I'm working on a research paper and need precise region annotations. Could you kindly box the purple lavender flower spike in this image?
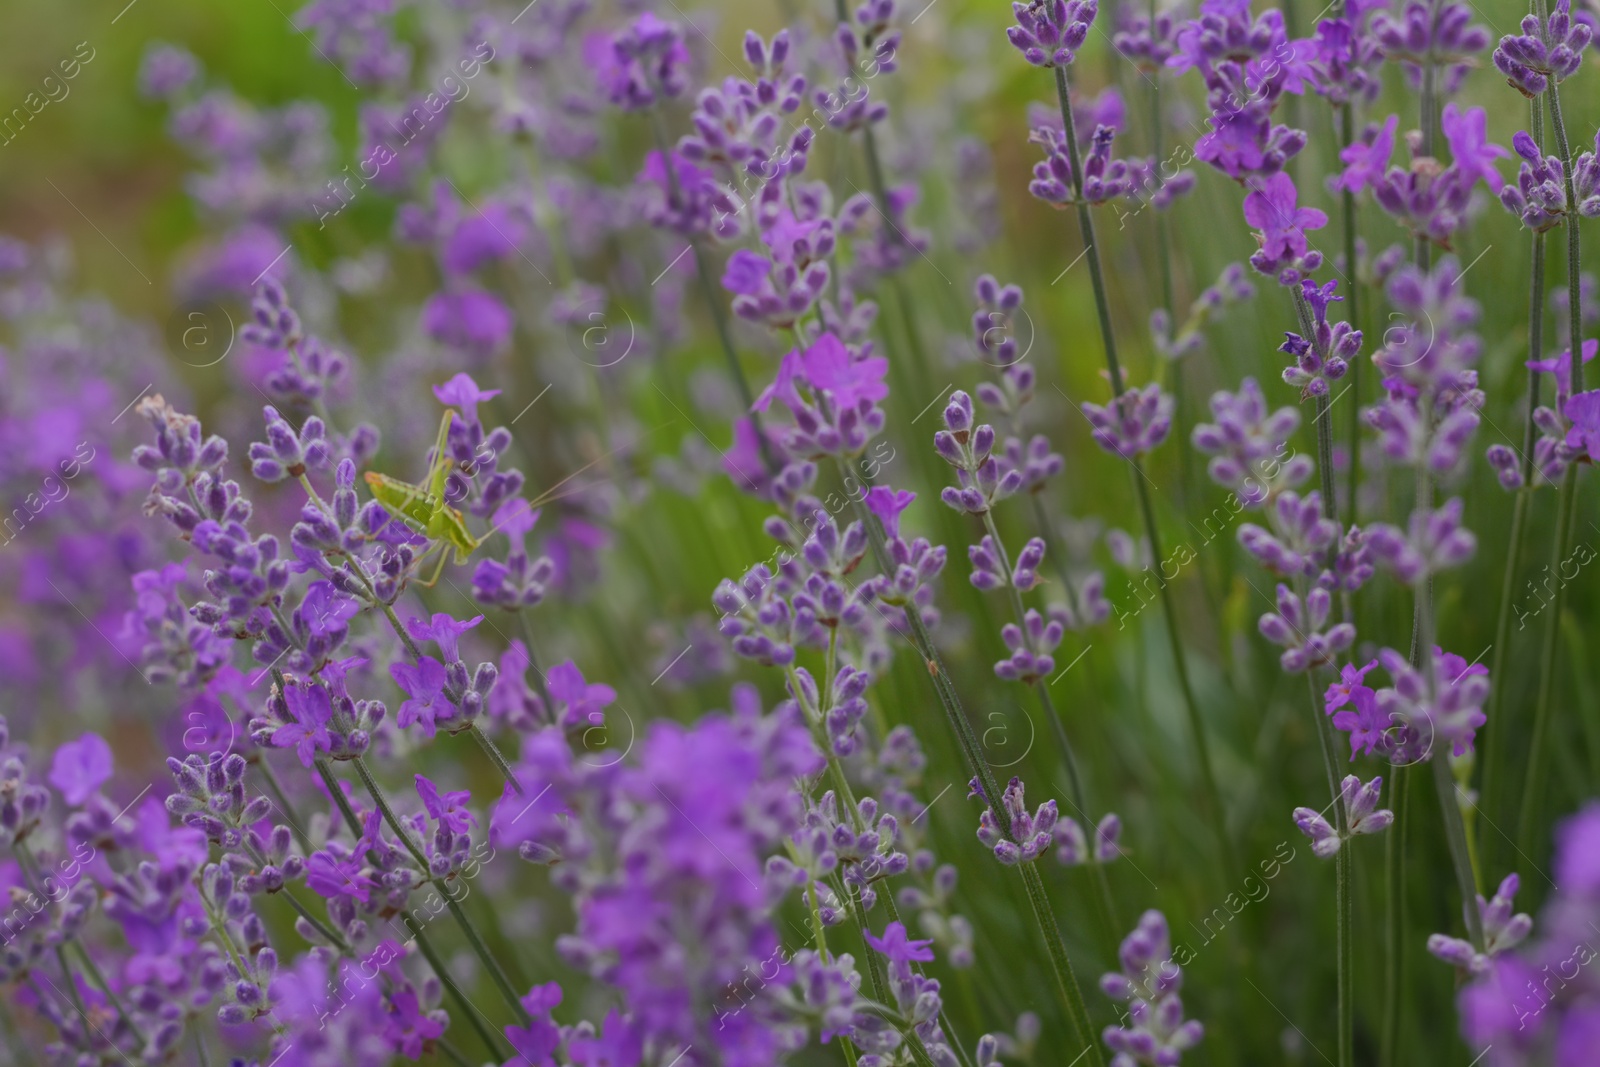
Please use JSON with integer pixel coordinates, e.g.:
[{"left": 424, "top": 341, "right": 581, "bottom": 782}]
[
  {"left": 1081, "top": 382, "right": 1174, "bottom": 458},
  {"left": 1100, "top": 910, "right": 1204, "bottom": 1065},
  {"left": 1366, "top": 646, "right": 1491, "bottom": 760},
  {"left": 1257, "top": 583, "right": 1355, "bottom": 673},
  {"left": 1237, "top": 490, "right": 1340, "bottom": 579},
  {"left": 1280, "top": 279, "right": 1359, "bottom": 399},
  {"left": 1337, "top": 115, "right": 1398, "bottom": 194},
  {"left": 935, "top": 390, "right": 1025, "bottom": 513},
  {"left": 1365, "top": 498, "right": 1477, "bottom": 584},
  {"left": 976, "top": 777, "right": 1058, "bottom": 864},
  {"left": 1371, "top": 0, "right": 1492, "bottom": 95},
  {"left": 1293, "top": 775, "right": 1393, "bottom": 858},
  {"left": 1243, "top": 173, "right": 1327, "bottom": 285},
  {"left": 1493, "top": 0, "right": 1592, "bottom": 97},
  {"left": 1192, "top": 377, "right": 1310, "bottom": 506},
  {"left": 995, "top": 608, "right": 1065, "bottom": 684},
  {"left": 1009, "top": 0, "right": 1099, "bottom": 67},
  {"left": 588, "top": 12, "right": 690, "bottom": 111},
  {"left": 1456, "top": 804, "right": 1600, "bottom": 1055},
  {"left": 1428, "top": 873, "right": 1533, "bottom": 974}
]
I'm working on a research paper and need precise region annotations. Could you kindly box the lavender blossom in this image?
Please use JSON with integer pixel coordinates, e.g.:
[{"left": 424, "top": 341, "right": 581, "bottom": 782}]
[
  {"left": 1100, "top": 910, "right": 1204, "bottom": 1066},
  {"left": 1292, "top": 775, "right": 1393, "bottom": 858}
]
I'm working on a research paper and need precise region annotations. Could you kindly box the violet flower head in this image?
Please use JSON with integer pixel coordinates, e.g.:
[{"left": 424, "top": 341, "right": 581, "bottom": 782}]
[
  {"left": 1292, "top": 774, "right": 1393, "bottom": 858},
  {"left": 1564, "top": 387, "right": 1600, "bottom": 462},
  {"left": 1337, "top": 114, "right": 1398, "bottom": 194},
  {"left": 48, "top": 733, "right": 114, "bottom": 806},
  {"left": 139, "top": 43, "right": 199, "bottom": 100},
  {"left": 1191, "top": 376, "right": 1311, "bottom": 506},
  {"left": 1365, "top": 498, "right": 1477, "bottom": 584},
  {"left": 1008, "top": 0, "right": 1099, "bottom": 67},
  {"left": 1281, "top": 279, "right": 1359, "bottom": 399},
  {"left": 1456, "top": 803, "right": 1600, "bottom": 1058},
  {"left": 1501, "top": 128, "right": 1600, "bottom": 231},
  {"left": 1371, "top": 0, "right": 1492, "bottom": 94},
  {"left": 1257, "top": 583, "right": 1355, "bottom": 673},
  {"left": 1081, "top": 383, "right": 1175, "bottom": 458},
  {"left": 1054, "top": 812, "right": 1123, "bottom": 865},
  {"left": 1100, "top": 910, "right": 1204, "bottom": 1067},
  {"left": 754, "top": 332, "right": 890, "bottom": 457},
  {"left": 1493, "top": 0, "right": 1592, "bottom": 97},
  {"left": 994, "top": 607, "right": 1065, "bottom": 684},
  {"left": 1297, "top": 13, "right": 1385, "bottom": 107},
  {"left": 1368, "top": 645, "right": 1491, "bottom": 760},
  {"left": 1237, "top": 489, "right": 1340, "bottom": 580},
  {"left": 1113, "top": 3, "right": 1184, "bottom": 72},
  {"left": 1428, "top": 873, "right": 1533, "bottom": 974},
  {"left": 970, "top": 273, "right": 1026, "bottom": 367},
  {"left": 975, "top": 776, "right": 1057, "bottom": 865},
  {"left": 588, "top": 12, "right": 691, "bottom": 111},
  {"left": 1243, "top": 173, "right": 1327, "bottom": 285},
  {"left": 934, "top": 391, "right": 1025, "bottom": 513}
]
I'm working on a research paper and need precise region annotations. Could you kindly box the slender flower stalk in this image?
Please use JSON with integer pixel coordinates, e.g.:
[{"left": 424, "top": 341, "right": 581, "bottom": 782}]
[
  {"left": 1379, "top": 765, "right": 1410, "bottom": 1067},
  {"left": 1480, "top": 98, "right": 1547, "bottom": 852},
  {"left": 1517, "top": 70, "right": 1587, "bottom": 851},
  {"left": 975, "top": 508, "right": 1121, "bottom": 942},
  {"left": 839, "top": 458, "right": 1104, "bottom": 1067},
  {"left": 1052, "top": 63, "right": 1233, "bottom": 877},
  {"left": 306, "top": 738, "right": 512, "bottom": 1060},
  {"left": 1308, "top": 672, "right": 1353, "bottom": 1067}
]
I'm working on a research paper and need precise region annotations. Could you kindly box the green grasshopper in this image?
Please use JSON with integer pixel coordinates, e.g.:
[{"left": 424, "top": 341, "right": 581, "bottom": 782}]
[
  {"left": 364, "top": 410, "right": 481, "bottom": 586},
  {"left": 363, "top": 407, "right": 633, "bottom": 586}
]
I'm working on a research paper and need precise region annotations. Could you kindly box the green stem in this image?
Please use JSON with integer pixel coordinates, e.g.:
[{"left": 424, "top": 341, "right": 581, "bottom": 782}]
[
  {"left": 1380, "top": 765, "right": 1409, "bottom": 1067},
  {"left": 1518, "top": 464, "right": 1579, "bottom": 848},
  {"left": 1053, "top": 66, "right": 1126, "bottom": 395},
  {"left": 1309, "top": 674, "right": 1352, "bottom": 1067},
  {"left": 467, "top": 723, "right": 523, "bottom": 795},
  {"left": 348, "top": 755, "right": 532, "bottom": 1025},
  {"left": 1131, "top": 467, "right": 1234, "bottom": 876},
  {"left": 1338, "top": 96, "right": 1361, "bottom": 520},
  {"left": 838, "top": 461, "right": 1103, "bottom": 1066},
  {"left": 402, "top": 910, "right": 514, "bottom": 1062},
  {"left": 1053, "top": 60, "right": 1230, "bottom": 876},
  {"left": 1481, "top": 485, "right": 1531, "bottom": 826},
  {"left": 1481, "top": 201, "right": 1545, "bottom": 853},
  {"left": 1433, "top": 753, "right": 1486, "bottom": 953}
]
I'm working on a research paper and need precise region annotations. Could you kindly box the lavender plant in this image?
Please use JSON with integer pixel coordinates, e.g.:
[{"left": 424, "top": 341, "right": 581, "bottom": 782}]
[{"left": 0, "top": 1, "right": 1597, "bottom": 1066}]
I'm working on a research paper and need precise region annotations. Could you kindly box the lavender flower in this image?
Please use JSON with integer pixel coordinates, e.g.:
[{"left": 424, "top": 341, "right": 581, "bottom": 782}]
[
  {"left": 1371, "top": 0, "right": 1492, "bottom": 94},
  {"left": 589, "top": 12, "right": 691, "bottom": 111},
  {"left": 1292, "top": 775, "right": 1393, "bottom": 858},
  {"left": 1429, "top": 873, "right": 1534, "bottom": 974},
  {"left": 973, "top": 776, "right": 1057, "bottom": 864},
  {"left": 1192, "top": 377, "right": 1311, "bottom": 506},
  {"left": 1243, "top": 173, "right": 1326, "bottom": 284},
  {"left": 1081, "top": 383, "right": 1175, "bottom": 457},
  {"left": 1258, "top": 583, "right": 1355, "bottom": 673},
  {"left": 1365, "top": 498, "right": 1477, "bottom": 583},
  {"left": 1281, "top": 279, "right": 1360, "bottom": 399},
  {"left": 1100, "top": 910, "right": 1204, "bottom": 1066},
  {"left": 934, "top": 391, "right": 1025, "bottom": 513},
  {"left": 1009, "top": 0, "right": 1099, "bottom": 67},
  {"left": 1054, "top": 812, "right": 1123, "bottom": 865},
  {"left": 1237, "top": 490, "right": 1339, "bottom": 579},
  {"left": 1493, "top": 0, "right": 1592, "bottom": 97}
]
